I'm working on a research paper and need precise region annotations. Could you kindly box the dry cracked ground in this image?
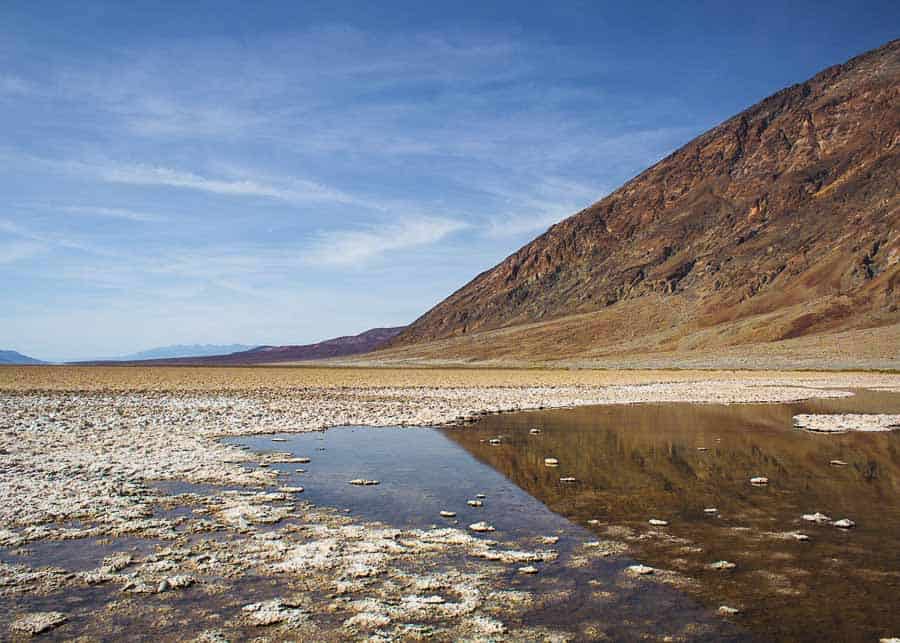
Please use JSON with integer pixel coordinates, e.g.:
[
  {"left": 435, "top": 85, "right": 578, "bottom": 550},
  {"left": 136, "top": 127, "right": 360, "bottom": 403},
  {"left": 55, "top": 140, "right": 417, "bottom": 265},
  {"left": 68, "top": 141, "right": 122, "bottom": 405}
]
[{"left": 1, "top": 366, "right": 899, "bottom": 641}]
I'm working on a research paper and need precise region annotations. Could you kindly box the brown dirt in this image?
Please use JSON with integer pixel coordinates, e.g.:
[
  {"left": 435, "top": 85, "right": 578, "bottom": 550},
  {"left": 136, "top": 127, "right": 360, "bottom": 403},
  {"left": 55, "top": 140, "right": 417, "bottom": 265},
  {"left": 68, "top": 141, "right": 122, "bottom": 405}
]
[
  {"left": 359, "top": 316, "right": 900, "bottom": 370},
  {"left": 1, "top": 365, "right": 897, "bottom": 393}
]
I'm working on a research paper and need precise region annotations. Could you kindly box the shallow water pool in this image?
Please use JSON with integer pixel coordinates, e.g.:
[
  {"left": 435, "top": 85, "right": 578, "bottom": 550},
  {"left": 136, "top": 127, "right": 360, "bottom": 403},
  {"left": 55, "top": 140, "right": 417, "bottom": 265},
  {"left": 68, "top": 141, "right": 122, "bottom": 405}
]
[{"left": 228, "top": 389, "right": 900, "bottom": 642}]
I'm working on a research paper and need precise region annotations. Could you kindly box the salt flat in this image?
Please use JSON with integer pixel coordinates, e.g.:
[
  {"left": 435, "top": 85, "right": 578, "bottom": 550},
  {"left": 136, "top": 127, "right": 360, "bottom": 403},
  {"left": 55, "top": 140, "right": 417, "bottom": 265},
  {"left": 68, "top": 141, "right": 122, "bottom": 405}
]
[{"left": 1, "top": 366, "right": 898, "bottom": 640}]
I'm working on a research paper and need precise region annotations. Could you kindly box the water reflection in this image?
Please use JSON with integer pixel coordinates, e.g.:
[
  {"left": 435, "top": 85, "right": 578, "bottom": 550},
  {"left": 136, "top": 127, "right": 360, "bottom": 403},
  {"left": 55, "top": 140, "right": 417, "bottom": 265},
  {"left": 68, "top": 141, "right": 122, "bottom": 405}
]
[
  {"left": 227, "top": 427, "right": 752, "bottom": 640},
  {"left": 443, "top": 390, "right": 900, "bottom": 641}
]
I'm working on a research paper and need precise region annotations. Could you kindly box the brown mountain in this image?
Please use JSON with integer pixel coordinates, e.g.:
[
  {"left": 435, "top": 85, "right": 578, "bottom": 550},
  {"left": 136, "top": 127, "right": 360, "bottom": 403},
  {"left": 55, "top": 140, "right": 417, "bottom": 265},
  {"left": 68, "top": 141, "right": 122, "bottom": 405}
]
[
  {"left": 385, "top": 40, "right": 900, "bottom": 367},
  {"left": 86, "top": 327, "right": 405, "bottom": 366},
  {"left": 221, "top": 327, "right": 406, "bottom": 365}
]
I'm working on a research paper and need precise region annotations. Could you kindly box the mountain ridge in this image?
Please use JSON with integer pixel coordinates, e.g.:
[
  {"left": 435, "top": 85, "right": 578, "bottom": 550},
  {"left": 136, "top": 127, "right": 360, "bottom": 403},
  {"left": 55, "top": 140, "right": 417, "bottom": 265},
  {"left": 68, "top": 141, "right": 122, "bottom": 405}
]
[
  {"left": 388, "top": 39, "right": 900, "bottom": 363},
  {"left": 0, "top": 350, "right": 45, "bottom": 365},
  {"left": 84, "top": 327, "right": 405, "bottom": 366},
  {"left": 92, "top": 344, "right": 258, "bottom": 362}
]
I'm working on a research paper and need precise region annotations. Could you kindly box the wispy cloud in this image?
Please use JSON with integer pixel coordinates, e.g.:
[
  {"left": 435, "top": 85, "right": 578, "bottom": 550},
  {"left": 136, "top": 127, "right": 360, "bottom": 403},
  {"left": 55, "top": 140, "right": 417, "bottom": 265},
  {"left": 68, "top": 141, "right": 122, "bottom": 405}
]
[
  {"left": 0, "top": 218, "right": 119, "bottom": 258},
  {"left": 119, "top": 96, "right": 265, "bottom": 139},
  {"left": 305, "top": 217, "right": 469, "bottom": 266},
  {"left": 3, "top": 152, "right": 378, "bottom": 210},
  {"left": 91, "top": 162, "right": 358, "bottom": 205},
  {"left": 62, "top": 205, "right": 164, "bottom": 222}
]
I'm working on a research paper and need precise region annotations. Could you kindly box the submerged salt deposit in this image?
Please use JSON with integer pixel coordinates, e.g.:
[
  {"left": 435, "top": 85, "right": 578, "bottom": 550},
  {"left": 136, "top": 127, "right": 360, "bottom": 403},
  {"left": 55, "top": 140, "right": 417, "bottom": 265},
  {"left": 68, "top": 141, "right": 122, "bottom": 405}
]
[{"left": 793, "top": 413, "right": 900, "bottom": 433}]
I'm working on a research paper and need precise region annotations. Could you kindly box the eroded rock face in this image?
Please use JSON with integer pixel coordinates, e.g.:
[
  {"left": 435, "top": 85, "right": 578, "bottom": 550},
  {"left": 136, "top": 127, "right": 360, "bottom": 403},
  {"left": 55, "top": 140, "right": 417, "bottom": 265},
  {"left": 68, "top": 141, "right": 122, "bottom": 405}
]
[{"left": 391, "top": 40, "right": 900, "bottom": 359}]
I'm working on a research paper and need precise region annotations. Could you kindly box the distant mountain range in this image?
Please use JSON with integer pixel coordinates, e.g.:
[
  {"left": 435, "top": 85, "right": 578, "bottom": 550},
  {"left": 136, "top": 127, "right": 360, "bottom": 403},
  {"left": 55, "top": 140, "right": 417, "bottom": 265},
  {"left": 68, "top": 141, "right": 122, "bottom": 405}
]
[
  {"left": 0, "top": 350, "right": 45, "bottom": 365},
  {"left": 83, "top": 327, "right": 405, "bottom": 365},
  {"left": 96, "top": 344, "right": 257, "bottom": 362}
]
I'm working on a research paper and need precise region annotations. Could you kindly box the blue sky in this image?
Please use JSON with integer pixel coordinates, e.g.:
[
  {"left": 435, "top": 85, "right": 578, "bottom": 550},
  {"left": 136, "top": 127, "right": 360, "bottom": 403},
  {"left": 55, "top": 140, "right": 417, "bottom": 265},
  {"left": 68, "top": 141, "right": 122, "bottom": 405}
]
[{"left": 1, "top": 1, "right": 897, "bottom": 361}]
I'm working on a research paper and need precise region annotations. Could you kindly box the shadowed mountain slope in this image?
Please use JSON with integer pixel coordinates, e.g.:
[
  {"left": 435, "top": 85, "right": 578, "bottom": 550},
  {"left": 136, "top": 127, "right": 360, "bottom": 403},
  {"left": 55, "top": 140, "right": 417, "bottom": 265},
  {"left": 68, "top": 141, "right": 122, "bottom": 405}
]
[{"left": 388, "top": 40, "right": 899, "bottom": 365}]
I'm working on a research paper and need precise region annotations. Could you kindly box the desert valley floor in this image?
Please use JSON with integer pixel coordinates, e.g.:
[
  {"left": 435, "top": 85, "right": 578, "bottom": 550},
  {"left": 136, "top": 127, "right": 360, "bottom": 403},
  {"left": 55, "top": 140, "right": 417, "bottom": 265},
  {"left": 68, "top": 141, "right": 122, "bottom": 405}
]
[{"left": 2, "top": 366, "right": 899, "bottom": 641}]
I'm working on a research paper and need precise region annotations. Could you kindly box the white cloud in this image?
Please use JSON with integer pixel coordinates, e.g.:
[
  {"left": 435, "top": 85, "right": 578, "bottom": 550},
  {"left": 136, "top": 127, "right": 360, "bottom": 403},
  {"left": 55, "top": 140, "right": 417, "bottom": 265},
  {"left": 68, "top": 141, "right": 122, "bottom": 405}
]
[
  {"left": 3, "top": 154, "right": 374, "bottom": 210},
  {"left": 62, "top": 205, "right": 164, "bottom": 222},
  {"left": 62, "top": 161, "right": 364, "bottom": 208},
  {"left": 305, "top": 217, "right": 468, "bottom": 266},
  {"left": 0, "top": 218, "right": 119, "bottom": 258},
  {"left": 97, "top": 163, "right": 334, "bottom": 201},
  {"left": 121, "top": 96, "right": 265, "bottom": 139}
]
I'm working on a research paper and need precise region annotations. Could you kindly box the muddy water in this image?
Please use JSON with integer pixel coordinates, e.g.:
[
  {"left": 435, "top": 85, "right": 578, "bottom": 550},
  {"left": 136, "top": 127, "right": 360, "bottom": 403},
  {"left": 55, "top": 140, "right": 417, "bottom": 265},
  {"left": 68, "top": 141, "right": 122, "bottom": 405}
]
[
  {"left": 229, "top": 389, "right": 900, "bottom": 641},
  {"left": 446, "top": 390, "right": 900, "bottom": 642}
]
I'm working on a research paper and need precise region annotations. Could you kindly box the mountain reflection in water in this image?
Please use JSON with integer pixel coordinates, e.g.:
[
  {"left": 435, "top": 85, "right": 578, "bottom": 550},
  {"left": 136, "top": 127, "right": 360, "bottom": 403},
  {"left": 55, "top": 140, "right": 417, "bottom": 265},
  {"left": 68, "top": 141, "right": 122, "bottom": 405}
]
[{"left": 442, "top": 390, "right": 900, "bottom": 642}]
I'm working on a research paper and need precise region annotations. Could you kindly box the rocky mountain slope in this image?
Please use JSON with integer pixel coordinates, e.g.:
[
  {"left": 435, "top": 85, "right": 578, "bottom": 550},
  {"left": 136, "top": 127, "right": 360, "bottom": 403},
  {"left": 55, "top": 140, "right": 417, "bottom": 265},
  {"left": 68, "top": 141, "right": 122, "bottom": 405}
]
[{"left": 388, "top": 40, "right": 899, "bottom": 364}]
